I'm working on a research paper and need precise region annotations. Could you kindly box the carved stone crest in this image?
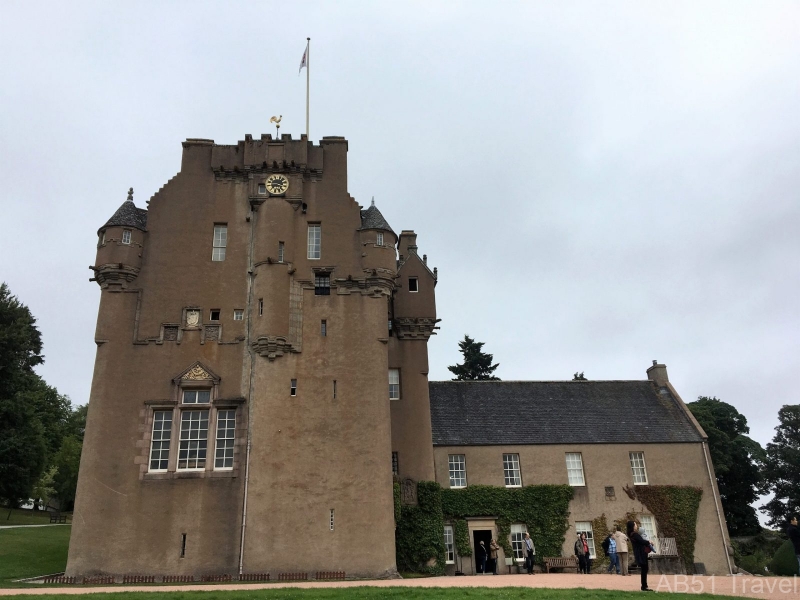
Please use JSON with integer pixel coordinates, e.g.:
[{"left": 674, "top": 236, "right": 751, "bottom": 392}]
[
  {"left": 186, "top": 310, "right": 200, "bottom": 327},
  {"left": 401, "top": 478, "right": 418, "bottom": 505},
  {"left": 182, "top": 365, "right": 212, "bottom": 381}
]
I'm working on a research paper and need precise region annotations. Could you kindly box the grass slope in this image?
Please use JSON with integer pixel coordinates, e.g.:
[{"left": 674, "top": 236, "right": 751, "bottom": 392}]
[
  {"left": 0, "top": 526, "right": 70, "bottom": 584},
  {"left": 1, "top": 509, "right": 70, "bottom": 526}
]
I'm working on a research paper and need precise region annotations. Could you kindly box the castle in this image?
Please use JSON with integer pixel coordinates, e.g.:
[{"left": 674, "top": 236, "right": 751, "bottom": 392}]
[{"left": 68, "top": 133, "right": 732, "bottom": 579}]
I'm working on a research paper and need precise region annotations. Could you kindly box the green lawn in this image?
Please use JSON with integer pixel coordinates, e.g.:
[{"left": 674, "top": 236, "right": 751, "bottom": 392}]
[
  {"left": 1, "top": 508, "right": 70, "bottom": 526},
  {"left": 0, "top": 590, "right": 753, "bottom": 600},
  {"left": 0, "top": 525, "right": 71, "bottom": 584}
]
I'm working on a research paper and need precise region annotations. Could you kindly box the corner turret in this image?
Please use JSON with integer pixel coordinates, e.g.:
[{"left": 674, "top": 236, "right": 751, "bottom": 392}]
[{"left": 91, "top": 188, "right": 148, "bottom": 287}]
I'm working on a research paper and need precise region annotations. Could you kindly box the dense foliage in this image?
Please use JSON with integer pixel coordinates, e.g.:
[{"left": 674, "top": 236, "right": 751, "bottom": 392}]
[
  {"left": 394, "top": 482, "right": 446, "bottom": 575},
  {"left": 441, "top": 484, "right": 574, "bottom": 564},
  {"left": 626, "top": 484, "right": 703, "bottom": 571},
  {"left": 447, "top": 335, "right": 500, "bottom": 381},
  {"left": 0, "top": 283, "right": 85, "bottom": 509},
  {"left": 687, "top": 397, "right": 765, "bottom": 535},
  {"left": 762, "top": 404, "right": 800, "bottom": 527},
  {"left": 767, "top": 540, "right": 799, "bottom": 576}
]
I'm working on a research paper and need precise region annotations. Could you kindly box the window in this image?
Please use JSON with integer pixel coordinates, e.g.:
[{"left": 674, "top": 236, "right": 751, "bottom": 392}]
[
  {"left": 258, "top": 299, "right": 263, "bottom": 316},
  {"left": 122, "top": 229, "right": 131, "bottom": 245},
  {"left": 290, "top": 379, "right": 297, "bottom": 397},
  {"left": 510, "top": 524, "right": 527, "bottom": 562},
  {"left": 630, "top": 451, "right": 648, "bottom": 485},
  {"left": 638, "top": 515, "right": 658, "bottom": 551},
  {"left": 98, "top": 231, "right": 105, "bottom": 246},
  {"left": 212, "top": 225, "right": 227, "bottom": 261},
  {"left": 233, "top": 309, "right": 243, "bottom": 321},
  {"left": 178, "top": 410, "right": 209, "bottom": 470},
  {"left": 575, "top": 522, "right": 596, "bottom": 558},
  {"left": 307, "top": 224, "right": 321, "bottom": 259},
  {"left": 321, "top": 320, "right": 327, "bottom": 336},
  {"left": 209, "top": 309, "right": 220, "bottom": 321},
  {"left": 444, "top": 525, "right": 455, "bottom": 564},
  {"left": 503, "top": 453, "right": 522, "bottom": 487},
  {"left": 392, "top": 451, "right": 399, "bottom": 477},
  {"left": 214, "top": 409, "right": 235, "bottom": 470},
  {"left": 314, "top": 273, "right": 331, "bottom": 295},
  {"left": 388, "top": 369, "right": 400, "bottom": 400},
  {"left": 330, "top": 509, "right": 335, "bottom": 531},
  {"left": 408, "top": 277, "right": 419, "bottom": 292},
  {"left": 182, "top": 390, "right": 210, "bottom": 404},
  {"left": 149, "top": 411, "right": 173, "bottom": 472},
  {"left": 258, "top": 183, "right": 266, "bottom": 195},
  {"left": 377, "top": 232, "right": 384, "bottom": 246},
  {"left": 448, "top": 454, "right": 467, "bottom": 488},
  {"left": 565, "top": 452, "right": 585, "bottom": 486},
  {"left": 333, "top": 380, "right": 337, "bottom": 399},
  {"left": 278, "top": 241, "right": 285, "bottom": 262}
]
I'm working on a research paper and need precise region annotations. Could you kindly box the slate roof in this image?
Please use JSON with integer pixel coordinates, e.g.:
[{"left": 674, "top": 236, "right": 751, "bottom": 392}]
[
  {"left": 100, "top": 200, "right": 148, "bottom": 233},
  {"left": 360, "top": 203, "right": 394, "bottom": 233},
  {"left": 429, "top": 380, "right": 704, "bottom": 445}
]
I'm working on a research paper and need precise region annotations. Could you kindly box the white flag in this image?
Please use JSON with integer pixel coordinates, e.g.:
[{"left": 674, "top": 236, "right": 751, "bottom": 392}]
[{"left": 299, "top": 44, "right": 307, "bottom": 73}]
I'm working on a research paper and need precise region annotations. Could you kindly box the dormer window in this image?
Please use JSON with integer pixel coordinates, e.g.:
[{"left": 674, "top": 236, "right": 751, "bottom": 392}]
[{"left": 122, "top": 230, "right": 131, "bottom": 245}]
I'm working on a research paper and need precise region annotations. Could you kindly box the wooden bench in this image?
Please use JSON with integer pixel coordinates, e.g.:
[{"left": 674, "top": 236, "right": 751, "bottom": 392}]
[
  {"left": 49, "top": 512, "right": 67, "bottom": 524},
  {"left": 543, "top": 556, "right": 579, "bottom": 573}
]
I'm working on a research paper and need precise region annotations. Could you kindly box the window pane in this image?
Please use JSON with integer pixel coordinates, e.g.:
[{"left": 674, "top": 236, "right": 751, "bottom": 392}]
[
  {"left": 389, "top": 369, "right": 400, "bottom": 400},
  {"left": 630, "top": 451, "right": 648, "bottom": 484},
  {"left": 576, "top": 522, "right": 596, "bottom": 558},
  {"left": 566, "top": 452, "right": 585, "bottom": 486},
  {"left": 307, "top": 225, "right": 321, "bottom": 259},
  {"left": 314, "top": 274, "right": 331, "bottom": 295},
  {"left": 448, "top": 454, "right": 466, "bottom": 488},
  {"left": 214, "top": 409, "right": 236, "bottom": 470},
  {"left": 503, "top": 453, "right": 522, "bottom": 487},
  {"left": 178, "top": 410, "right": 209, "bottom": 470},
  {"left": 212, "top": 225, "right": 227, "bottom": 261},
  {"left": 122, "top": 230, "right": 131, "bottom": 244},
  {"left": 444, "top": 526, "right": 455, "bottom": 564},
  {"left": 510, "top": 524, "right": 527, "bottom": 561},
  {"left": 639, "top": 515, "right": 658, "bottom": 551},
  {"left": 149, "top": 410, "right": 173, "bottom": 471}
]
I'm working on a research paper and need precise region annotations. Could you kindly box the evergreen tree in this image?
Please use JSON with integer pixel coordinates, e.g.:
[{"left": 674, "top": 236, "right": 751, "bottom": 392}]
[
  {"left": 762, "top": 405, "right": 800, "bottom": 527},
  {"left": 687, "top": 397, "right": 765, "bottom": 535},
  {"left": 448, "top": 335, "right": 500, "bottom": 381}
]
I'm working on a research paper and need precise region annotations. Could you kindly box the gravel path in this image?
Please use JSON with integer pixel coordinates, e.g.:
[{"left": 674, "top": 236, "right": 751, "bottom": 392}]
[{"left": 0, "top": 574, "right": 797, "bottom": 598}]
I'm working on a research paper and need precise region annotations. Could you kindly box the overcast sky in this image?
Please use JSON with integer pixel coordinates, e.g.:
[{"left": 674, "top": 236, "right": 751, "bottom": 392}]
[{"left": 1, "top": 1, "right": 798, "bottom": 458}]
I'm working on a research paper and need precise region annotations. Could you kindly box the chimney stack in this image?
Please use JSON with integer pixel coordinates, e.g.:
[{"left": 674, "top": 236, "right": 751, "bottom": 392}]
[{"left": 646, "top": 360, "right": 669, "bottom": 385}]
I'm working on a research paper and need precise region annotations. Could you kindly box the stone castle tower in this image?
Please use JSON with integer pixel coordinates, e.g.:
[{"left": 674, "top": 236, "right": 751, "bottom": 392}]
[{"left": 67, "top": 133, "right": 438, "bottom": 578}]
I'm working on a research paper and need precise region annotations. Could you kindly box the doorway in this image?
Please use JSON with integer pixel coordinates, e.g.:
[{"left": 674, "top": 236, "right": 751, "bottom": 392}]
[{"left": 473, "top": 529, "right": 493, "bottom": 573}]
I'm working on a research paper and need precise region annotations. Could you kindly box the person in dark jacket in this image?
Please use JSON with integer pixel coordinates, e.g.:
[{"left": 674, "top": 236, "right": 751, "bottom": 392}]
[
  {"left": 574, "top": 532, "right": 592, "bottom": 574},
  {"left": 628, "top": 520, "right": 653, "bottom": 591},
  {"left": 788, "top": 516, "right": 800, "bottom": 575}
]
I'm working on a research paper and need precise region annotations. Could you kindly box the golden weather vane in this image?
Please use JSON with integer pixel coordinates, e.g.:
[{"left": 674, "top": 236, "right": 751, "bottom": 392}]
[{"left": 269, "top": 115, "right": 282, "bottom": 138}]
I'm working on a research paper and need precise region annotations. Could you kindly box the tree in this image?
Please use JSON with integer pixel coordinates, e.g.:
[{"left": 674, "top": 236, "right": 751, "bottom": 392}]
[
  {"left": 0, "top": 283, "right": 48, "bottom": 506},
  {"left": 448, "top": 335, "right": 500, "bottom": 381},
  {"left": 52, "top": 435, "right": 82, "bottom": 511},
  {"left": 687, "top": 396, "right": 765, "bottom": 535},
  {"left": 762, "top": 405, "right": 800, "bottom": 527}
]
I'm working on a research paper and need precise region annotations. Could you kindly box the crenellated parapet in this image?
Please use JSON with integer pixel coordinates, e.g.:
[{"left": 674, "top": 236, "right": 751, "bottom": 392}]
[{"left": 393, "top": 317, "right": 441, "bottom": 340}]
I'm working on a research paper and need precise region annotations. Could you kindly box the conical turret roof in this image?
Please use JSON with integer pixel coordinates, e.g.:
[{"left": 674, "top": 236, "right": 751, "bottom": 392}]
[
  {"left": 99, "top": 188, "right": 148, "bottom": 233},
  {"left": 359, "top": 198, "right": 394, "bottom": 234}
]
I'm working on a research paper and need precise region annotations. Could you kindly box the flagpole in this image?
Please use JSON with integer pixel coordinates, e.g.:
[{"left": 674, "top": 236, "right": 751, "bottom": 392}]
[{"left": 305, "top": 37, "right": 310, "bottom": 139}]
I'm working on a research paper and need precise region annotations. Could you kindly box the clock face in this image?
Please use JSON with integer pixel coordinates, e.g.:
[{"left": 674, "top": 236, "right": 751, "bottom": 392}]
[{"left": 265, "top": 174, "right": 289, "bottom": 195}]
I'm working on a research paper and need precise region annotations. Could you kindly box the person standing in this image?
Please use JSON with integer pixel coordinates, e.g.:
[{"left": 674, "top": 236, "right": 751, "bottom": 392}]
[
  {"left": 478, "top": 540, "right": 487, "bottom": 574},
  {"left": 628, "top": 520, "right": 653, "bottom": 591},
  {"left": 524, "top": 532, "right": 536, "bottom": 574},
  {"left": 489, "top": 538, "right": 501, "bottom": 575},
  {"left": 574, "top": 532, "right": 591, "bottom": 574},
  {"left": 787, "top": 516, "right": 800, "bottom": 575},
  {"left": 606, "top": 532, "right": 620, "bottom": 574},
  {"left": 613, "top": 525, "right": 630, "bottom": 576}
]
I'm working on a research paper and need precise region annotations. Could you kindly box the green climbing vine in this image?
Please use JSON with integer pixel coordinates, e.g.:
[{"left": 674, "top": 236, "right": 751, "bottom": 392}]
[
  {"left": 393, "top": 481, "right": 402, "bottom": 524},
  {"left": 591, "top": 514, "right": 611, "bottom": 572},
  {"left": 454, "top": 519, "right": 472, "bottom": 557},
  {"left": 625, "top": 484, "right": 703, "bottom": 572},
  {"left": 394, "top": 481, "right": 446, "bottom": 575},
  {"left": 441, "top": 484, "right": 574, "bottom": 565}
]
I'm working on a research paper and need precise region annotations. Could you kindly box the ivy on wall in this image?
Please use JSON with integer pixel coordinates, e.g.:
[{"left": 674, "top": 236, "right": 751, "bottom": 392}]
[
  {"left": 625, "top": 484, "right": 703, "bottom": 571},
  {"left": 393, "top": 482, "right": 402, "bottom": 524},
  {"left": 441, "top": 484, "right": 574, "bottom": 565},
  {"left": 591, "top": 514, "right": 612, "bottom": 572},
  {"left": 394, "top": 481, "right": 446, "bottom": 575},
  {"left": 453, "top": 519, "right": 472, "bottom": 557}
]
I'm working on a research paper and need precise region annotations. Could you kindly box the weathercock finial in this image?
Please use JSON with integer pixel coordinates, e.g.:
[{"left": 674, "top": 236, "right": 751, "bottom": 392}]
[
  {"left": 269, "top": 115, "right": 283, "bottom": 137},
  {"left": 127, "top": 187, "right": 134, "bottom": 202}
]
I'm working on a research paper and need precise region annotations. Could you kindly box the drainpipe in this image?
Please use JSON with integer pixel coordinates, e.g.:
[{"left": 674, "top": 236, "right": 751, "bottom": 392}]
[
  {"left": 238, "top": 202, "right": 258, "bottom": 576},
  {"left": 702, "top": 441, "right": 733, "bottom": 574}
]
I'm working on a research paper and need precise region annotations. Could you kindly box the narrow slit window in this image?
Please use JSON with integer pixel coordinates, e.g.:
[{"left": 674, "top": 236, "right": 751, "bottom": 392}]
[
  {"left": 392, "top": 451, "right": 399, "bottom": 477},
  {"left": 321, "top": 320, "right": 327, "bottom": 336},
  {"left": 290, "top": 379, "right": 297, "bottom": 397},
  {"left": 99, "top": 231, "right": 105, "bottom": 246},
  {"left": 377, "top": 232, "right": 384, "bottom": 246},
  {"left": 122, "top": 229, "right": 132, "bottom": 245},
  {"left": 307, "top": 225, "right": 321, "bottom": 259},
  {"left": 258, "top": 299, "right": 263, "bottom": 316},
  {"left": 408, "top": 277, "right": 418, "bottom": 292},
  {"left": 278, "top": 241, "right": 285, "bottom": 262},
  {"left": 330, "top": 509, "right": 335, "bottom": 531},
  {"left": 212, "top": 225, "right": 227, "bottom": 261},
  {"left": 180, "top": 533, "right": 186, "bottom": 558},
  {"left": 333, "top": 380, "right": 337, "bottom": 399}
]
